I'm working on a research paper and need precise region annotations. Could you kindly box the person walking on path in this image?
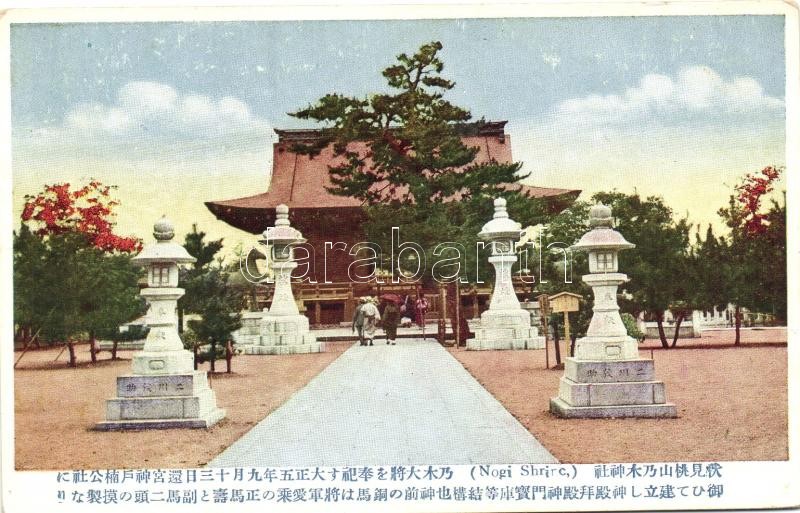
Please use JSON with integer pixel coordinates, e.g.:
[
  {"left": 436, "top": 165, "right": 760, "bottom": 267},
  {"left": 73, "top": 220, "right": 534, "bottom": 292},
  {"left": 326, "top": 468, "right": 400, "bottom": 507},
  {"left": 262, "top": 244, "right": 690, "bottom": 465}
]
[
  {"left": 382, "top": 300, "right": 401, "bottom": 345},
  {"left": 402, "top": 294, "right": 413, "bottom": 315},
  {"left": 361, "top": 297, "right": 381, "bottom": 346},
  {"left": 352, "top": 297, "right": 368, "bottom": 346},
  {"left": 415, "top": 294, "right": 429, "bottom": 338}
]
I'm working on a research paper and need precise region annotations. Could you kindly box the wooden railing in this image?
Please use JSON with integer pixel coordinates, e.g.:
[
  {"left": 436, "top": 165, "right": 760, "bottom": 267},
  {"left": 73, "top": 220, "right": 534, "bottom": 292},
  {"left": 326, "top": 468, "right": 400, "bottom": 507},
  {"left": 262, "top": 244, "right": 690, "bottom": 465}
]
[{"left": 251, "top": 279, "right": 533, "bottom": 325}]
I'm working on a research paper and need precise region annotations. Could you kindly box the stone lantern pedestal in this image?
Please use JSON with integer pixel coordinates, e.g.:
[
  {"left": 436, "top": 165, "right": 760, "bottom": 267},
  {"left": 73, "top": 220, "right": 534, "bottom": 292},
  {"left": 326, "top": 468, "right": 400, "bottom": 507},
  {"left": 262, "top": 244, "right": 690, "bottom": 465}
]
[
  {"left": 96, "top": 216, "right": 225, "bottom": 430},
  {"left": 241, "top": 205, "right": 323, "bottom": 355},
  {"left": 233, "top": 309, "right": 267, "bottom": 347},
  {"left": 466, "top": 198, "right": 545, "bottom": 351},
  {"left": 549, "top": 204, "right": 676, "bottom": 418}
]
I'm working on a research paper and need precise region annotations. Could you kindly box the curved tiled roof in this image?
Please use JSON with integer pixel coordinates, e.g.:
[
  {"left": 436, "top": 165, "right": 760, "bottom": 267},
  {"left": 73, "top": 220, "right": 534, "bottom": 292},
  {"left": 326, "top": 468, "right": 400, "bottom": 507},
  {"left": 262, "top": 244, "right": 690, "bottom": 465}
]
[{"left": 206, "top": 122, "right": 580, "bottom": 233}]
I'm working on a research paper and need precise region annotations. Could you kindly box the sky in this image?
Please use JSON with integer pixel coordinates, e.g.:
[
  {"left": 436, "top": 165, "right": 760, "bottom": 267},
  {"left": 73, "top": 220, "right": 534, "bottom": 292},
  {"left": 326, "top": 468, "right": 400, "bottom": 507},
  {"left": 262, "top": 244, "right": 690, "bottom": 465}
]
[{"left": 10, "top": 15, "right": 787, "bottom": 259}]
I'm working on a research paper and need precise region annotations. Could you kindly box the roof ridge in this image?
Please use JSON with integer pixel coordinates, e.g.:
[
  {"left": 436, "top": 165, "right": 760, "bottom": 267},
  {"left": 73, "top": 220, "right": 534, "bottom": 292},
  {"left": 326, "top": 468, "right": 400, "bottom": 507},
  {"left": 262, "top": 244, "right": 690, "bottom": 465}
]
[{"left": 274, "top": 120, "right": 509, "bottom": 143}]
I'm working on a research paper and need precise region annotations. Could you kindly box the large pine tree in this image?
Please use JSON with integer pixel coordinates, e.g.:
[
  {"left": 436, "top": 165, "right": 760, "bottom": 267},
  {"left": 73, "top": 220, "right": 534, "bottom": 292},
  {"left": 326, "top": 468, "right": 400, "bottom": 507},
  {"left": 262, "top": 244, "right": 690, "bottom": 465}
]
[{"left": 290, "top": 41, "right": 546, "bottom": 284}]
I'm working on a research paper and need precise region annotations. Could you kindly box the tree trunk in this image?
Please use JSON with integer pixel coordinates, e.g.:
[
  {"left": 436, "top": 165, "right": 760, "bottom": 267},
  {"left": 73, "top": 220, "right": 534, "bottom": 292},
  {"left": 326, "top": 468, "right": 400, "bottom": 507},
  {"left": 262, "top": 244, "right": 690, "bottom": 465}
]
[
  {"left": 178, "top": 307, "right": 184, "bottom": 335},
  {"left": 570, "top": 334, "right": 576, "bottom": 357},
  {"left": 655, "top": 311, "right": 669, "bottom": 349},
  {"left": 210, "top": 341, "right": 216, "bottom": 373},
  {"left": 66, "top": 341, "right": 77, "bottom": 368},
  {"left": 89, "top": 331, "right": 97, "bottom": 364},
  {"left": 111, "top": 340, "right": 119, "bottom": 360},
  {"left": 553, "top": 324, "right": 562, "bottom": 365},
  {"left": 193, "top": 343, "right": 198, "bottom": 371},
  {"left": 14, "top": 326, "right": 42, "bottom": 369},
  {"left": 734, "top": 305, "right": 742, "bottom": 346},
  {"left": 225, "top": 341, "right": 233, "bottom": 373},
  {"left": 670, "top": 313, "right": 685, "bottom": 348}
]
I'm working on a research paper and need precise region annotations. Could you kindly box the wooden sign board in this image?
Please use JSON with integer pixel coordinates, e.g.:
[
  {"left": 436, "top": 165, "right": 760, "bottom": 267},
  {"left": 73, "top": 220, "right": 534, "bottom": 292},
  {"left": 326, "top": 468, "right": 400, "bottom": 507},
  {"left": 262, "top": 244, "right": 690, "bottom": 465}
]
[{"left": 548, "top": 292, "right": 582, "bottom": 313}]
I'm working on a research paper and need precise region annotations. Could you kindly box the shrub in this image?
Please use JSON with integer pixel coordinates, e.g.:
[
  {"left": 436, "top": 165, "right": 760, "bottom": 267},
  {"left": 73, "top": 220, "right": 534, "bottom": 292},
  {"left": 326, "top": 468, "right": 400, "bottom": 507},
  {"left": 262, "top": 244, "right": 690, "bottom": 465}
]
[{"left": 621, "top": 313, "right": 645, "bottom": 341}]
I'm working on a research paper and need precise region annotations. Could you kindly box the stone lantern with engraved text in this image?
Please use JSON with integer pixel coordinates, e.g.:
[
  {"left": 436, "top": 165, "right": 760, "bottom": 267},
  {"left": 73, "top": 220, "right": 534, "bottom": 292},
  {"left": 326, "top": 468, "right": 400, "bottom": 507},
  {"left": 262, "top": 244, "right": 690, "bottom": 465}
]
[
  {"left": 549, "top": 203, "right": 676, "bottom": 418},
  {"left": 96, "top": 215, "right": 225, "bottom": 430}
]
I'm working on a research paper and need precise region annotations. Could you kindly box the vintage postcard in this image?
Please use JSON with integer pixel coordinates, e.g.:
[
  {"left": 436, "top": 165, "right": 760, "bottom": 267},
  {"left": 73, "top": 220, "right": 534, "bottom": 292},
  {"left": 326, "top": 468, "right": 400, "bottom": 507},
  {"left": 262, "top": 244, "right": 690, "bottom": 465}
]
[{"left": 2, "top": 2, "right": 798, "bottom": 512}]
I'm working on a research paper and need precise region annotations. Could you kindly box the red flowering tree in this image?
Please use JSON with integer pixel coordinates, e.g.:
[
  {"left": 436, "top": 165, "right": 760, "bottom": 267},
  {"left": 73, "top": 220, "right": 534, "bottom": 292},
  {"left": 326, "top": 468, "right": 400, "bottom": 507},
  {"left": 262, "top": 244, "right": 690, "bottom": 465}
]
[
  {"left": 729, "top": 165, "right": 783, "bottom": 236},
  {"left": 717, "top": 166, "right": 786, "bottom": 343},
  {"left": 14, "top": 180, "right": 144, "bottom": 366},
  {"left": 21, "top": 180, "right": 141, "bottom": 253}
]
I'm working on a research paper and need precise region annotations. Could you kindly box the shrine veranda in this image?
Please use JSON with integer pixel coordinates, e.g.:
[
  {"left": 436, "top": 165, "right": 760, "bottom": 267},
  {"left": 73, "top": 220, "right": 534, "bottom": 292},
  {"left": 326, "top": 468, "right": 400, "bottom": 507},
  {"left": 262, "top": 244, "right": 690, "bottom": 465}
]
[{"left": 242, "top": 235, "right": 568, "bottom": 287}]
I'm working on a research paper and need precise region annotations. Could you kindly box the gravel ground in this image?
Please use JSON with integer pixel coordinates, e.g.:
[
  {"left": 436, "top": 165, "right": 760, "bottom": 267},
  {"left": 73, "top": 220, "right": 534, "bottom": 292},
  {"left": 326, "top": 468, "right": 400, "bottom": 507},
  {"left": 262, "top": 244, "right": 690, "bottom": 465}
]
[
  {"left": 13, "top": 342, "right": 350, "bottom": 470},
  {"left": 13, "top": 328, "right": 788, "bottom": 469},
  {"left": 640, "top": 326, "right": 787, "bottom": 349},
  {"left": 450, "top": 330, "right": 787, "bottom": 463}
]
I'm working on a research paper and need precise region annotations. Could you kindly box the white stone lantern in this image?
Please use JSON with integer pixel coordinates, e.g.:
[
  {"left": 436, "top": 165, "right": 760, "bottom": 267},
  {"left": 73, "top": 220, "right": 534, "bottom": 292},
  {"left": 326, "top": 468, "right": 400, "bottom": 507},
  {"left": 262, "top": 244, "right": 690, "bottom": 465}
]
[
  {"left": 466, "top": 198, "right": 544, "bottom": 350},
  {"left": 131, "top": 216, "right": 197, "bottom": 371},
  {"left": 550, "top": 204, "right": 676, "bottom": 418},
  {"left": 263, "top": 204, "right": 305, "bottom": 317},
  {"left": 96, "top": 216, "right": 226, "bottom": 429},
  {"left": 240, "top": 205, "right": 323, "bottom": 355},
  {"left": 569, "top": 203, "right": 636, "bottom": 359}
]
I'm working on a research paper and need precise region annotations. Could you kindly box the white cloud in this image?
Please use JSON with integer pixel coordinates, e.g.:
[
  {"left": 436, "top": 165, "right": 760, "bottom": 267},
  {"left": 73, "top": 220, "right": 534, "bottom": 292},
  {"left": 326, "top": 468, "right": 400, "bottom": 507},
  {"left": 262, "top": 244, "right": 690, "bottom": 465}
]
[
  {"left": 117, "top": 81, "right": 177, "bottom": 117},
  {"left": 62, "top": 81, "right": 270, "bottom": 140},
  {"left": 553, "top": 66, "right": 784, "bottom": 127},
  {"left": 20, "top": 81, "right": 275, "bottom": 163},
  {"left": 506, "top": 65, "right": 785, "bottom": 231}
]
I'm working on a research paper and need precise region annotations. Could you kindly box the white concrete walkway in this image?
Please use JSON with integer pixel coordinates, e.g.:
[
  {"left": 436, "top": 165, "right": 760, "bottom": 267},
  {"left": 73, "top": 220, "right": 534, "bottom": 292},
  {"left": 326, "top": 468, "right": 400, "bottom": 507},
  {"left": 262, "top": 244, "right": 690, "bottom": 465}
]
[{"left": 209, "top": 339, "right": 557, "bottom": 467}]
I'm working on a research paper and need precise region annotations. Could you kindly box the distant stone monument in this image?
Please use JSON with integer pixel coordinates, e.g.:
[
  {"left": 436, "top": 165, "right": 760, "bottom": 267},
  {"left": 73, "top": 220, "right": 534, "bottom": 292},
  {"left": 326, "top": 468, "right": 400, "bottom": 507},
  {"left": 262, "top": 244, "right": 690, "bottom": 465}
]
[
  {"left": 96, "top": 216, "right": 226, "bottom": 430},
  {"left": 466, "top": 198, "right": 545, "bottom": 350},
  {"left": 241, "top": 205, "right": 323, "bottom": 355},
  {"left": 550, "top": 204, "right": 677, "bottom": 418}
]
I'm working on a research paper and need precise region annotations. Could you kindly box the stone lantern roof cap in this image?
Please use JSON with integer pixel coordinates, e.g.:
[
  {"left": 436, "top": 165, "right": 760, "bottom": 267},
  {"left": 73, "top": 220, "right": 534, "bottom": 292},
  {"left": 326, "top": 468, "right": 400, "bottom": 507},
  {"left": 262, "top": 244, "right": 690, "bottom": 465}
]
[
  {"left": 261, "top": 204, "right": 306, "bottom": 245},
  {"left": 478, "top": 197, "right": 522, "bottom": 241},
  {"left": 132, "top": 215, "right": 197, "bottom": 265},
  {"left": 571, "top": 203, "right": 635, "bottom": 252},
  {"left": 589, "top": 203, "right": 614, "bottom": 227}
]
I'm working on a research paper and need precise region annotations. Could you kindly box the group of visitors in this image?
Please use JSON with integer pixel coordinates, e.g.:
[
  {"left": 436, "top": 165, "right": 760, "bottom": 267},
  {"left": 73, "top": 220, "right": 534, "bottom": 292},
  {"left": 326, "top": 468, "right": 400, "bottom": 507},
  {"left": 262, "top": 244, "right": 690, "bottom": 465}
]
[
  {"left": 352, "top": 297, "right": 382, "bottom": 346},
  {"left": 401, "top": 294, "right": 429, "bottom": 327},
  {"left": 352, "top": 294, "right": 429, "bottom": 346}
]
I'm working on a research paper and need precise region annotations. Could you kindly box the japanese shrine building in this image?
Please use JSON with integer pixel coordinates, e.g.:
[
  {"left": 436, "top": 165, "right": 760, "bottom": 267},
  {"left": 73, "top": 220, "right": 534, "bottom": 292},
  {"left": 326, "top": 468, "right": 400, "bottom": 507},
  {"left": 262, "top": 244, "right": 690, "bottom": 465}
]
[{"left": 205, "top": 121, "right": 580, "bottom": 324}]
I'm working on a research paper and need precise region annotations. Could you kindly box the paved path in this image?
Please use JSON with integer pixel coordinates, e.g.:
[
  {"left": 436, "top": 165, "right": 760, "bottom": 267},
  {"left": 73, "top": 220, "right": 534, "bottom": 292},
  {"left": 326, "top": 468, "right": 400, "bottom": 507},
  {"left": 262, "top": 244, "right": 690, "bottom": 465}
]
[
  {"left": 309, "top": 323, "right": 449, "bottom": 340},
  {"left": 210, "top": 339, "right": 557, "bottom": 467}
]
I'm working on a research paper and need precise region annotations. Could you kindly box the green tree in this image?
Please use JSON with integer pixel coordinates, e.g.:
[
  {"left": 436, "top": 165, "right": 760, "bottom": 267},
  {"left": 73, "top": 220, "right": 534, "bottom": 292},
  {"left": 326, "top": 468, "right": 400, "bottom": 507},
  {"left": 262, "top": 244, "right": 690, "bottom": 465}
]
[
  {"left": 81, "top": 249, "right": 146, "bottom": 362},
  {"left": 13, "top": 225, "right": 49, "bottom": 347},
  {"left": 13, "top": 182, "right": 143, "bottom": 367},
  {"left": 536, "top": 199, "right": 591, "bottom": 297},
  {"left": 13, "top": 230, "right": 144, "bottom": 366},
  {"left": 688, "top": 224, "right": 732, "bottom": 337},
  {"left": 186, "top": 268, "right": 242, "bottom": 373},
  {"left": 178, "top": 223, "right": 224, "bottom": 333},
  {"left": 717, "top": 166, "right": 785, "bottom": 343},
  {"left": 591, "top": 191, "right": 692, "bottom": 349},
  {"left": 180, "top": 225, "right": 242, "bottom": 372},
  {"left": 758, "top": 197, "right": 787, "bottom": 321},
  {"left": 533, "top": 200, "right": 593, "bottom": 357},
  {"left": 290, "top": 41, "right": 547, "bottom": 285}
]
